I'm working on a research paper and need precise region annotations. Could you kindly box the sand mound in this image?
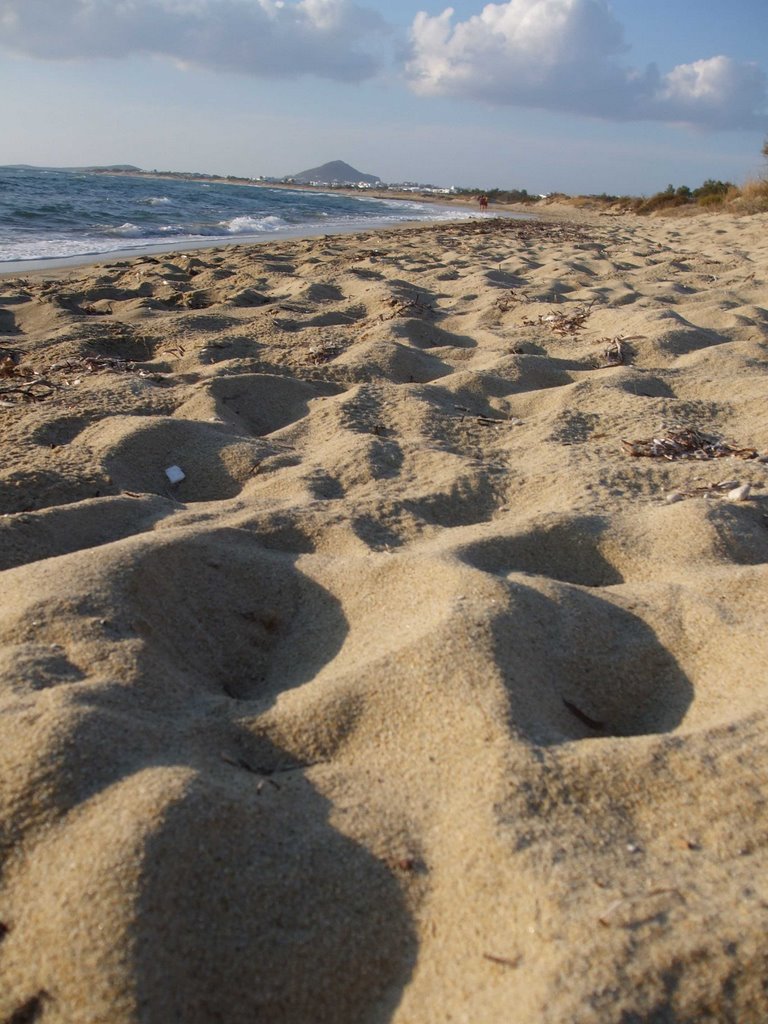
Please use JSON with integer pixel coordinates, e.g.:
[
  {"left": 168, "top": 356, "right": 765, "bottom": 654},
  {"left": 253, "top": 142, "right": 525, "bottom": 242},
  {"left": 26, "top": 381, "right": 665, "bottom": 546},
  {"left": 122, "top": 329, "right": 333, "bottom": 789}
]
[{"left": 1, "top": 211, "right": 768, "bottom": 1022}]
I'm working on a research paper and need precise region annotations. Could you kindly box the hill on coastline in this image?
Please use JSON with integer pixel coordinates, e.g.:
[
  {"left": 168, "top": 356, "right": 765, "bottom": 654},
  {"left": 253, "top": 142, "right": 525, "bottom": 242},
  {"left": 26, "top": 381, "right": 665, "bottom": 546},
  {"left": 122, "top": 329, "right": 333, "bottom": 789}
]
[
  {"left": 1, "top": 163, "right": 142, "bottom": 173},
  {"left": 291, "top": 160, "right": 381, "bottom": 185}
]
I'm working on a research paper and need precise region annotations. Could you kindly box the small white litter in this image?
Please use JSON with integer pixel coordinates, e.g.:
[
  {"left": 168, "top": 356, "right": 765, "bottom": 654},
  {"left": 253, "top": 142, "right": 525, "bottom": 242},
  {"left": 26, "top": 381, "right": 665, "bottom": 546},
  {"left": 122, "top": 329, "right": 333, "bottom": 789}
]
[
  {"left": 727, "top": 483, "right": 751, "bottom": 501},
  {"left": 165, "top": 465, "right": 186, "bottom": 485}
]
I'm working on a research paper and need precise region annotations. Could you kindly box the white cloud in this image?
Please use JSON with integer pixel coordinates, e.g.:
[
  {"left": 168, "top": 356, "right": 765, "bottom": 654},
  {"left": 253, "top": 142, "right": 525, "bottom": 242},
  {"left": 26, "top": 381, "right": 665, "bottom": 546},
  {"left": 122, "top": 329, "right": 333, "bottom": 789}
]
[
  {"left": 0, "top": 0, "right": 389, "bottom": 82},
  {"left": 406, "top": 0, "right": 767, "bottom": 129}
]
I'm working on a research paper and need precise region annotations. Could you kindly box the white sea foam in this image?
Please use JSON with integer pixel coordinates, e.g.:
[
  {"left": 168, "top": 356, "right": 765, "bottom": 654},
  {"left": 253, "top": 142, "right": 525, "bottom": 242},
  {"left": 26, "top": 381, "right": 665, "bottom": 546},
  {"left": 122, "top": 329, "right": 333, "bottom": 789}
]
[
  {"left": 222, "top": 215, "right": 287, "bottom": 234},
  {"left": 112, "top": 222, "right": 144, "bottom": 237},
  {"left": 0, "top": 237, "right": 155, "bottom": 261},
  {"left": 0, "top": 174, "right": 488, "bottom": 266}
]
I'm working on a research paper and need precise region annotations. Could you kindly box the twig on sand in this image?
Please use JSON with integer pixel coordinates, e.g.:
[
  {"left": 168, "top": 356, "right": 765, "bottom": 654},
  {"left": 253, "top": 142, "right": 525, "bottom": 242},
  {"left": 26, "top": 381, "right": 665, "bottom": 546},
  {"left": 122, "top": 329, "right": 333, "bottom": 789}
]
[
  {"left": 0, "top": 377, "right": 58, "bottom": 403},
  {"left": 563, "top": 699, "right": 605, "bottom": 731},
  {"left": 483, "top": 952, "right": 523, "bottom": 968},
  {"left": 622, "top": 427, "right": 758, "bottom": 461},
  {"left": 598, "top": 887, "right": 686, "bottom": 927},
  {"left": 49, "top": 355, "right": 141, "bottom": 375},
  {"left": 453, "top": 404, "right": 521, "bottom": 427}
]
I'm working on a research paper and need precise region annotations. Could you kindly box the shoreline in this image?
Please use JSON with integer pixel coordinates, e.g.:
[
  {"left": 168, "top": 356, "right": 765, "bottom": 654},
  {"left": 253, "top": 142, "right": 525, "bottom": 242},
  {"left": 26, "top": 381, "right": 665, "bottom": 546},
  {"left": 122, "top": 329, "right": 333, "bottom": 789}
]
[
  {"left": 0, "top": 215, "right": 445, "bottom": 277},
  {"left": 0, "top": 210, "right": 533, "bottom": 280},
  {"left": 0, "top": 178, "right": 496, "bottom": 275}
]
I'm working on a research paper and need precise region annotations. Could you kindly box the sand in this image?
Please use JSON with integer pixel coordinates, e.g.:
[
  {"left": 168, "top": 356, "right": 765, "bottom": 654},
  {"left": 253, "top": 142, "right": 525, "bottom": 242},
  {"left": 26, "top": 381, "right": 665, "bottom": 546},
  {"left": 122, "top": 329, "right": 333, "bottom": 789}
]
[{"left": 1, "top": 209, "right": 768, "bottom": 1023}]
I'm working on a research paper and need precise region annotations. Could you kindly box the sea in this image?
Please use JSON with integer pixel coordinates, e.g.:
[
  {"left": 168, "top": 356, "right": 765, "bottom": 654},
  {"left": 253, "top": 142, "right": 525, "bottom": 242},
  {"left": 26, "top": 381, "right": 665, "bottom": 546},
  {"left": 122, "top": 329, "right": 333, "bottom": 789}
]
[{"left": 0, "top": 167, "right": 475, "bottom": 267}]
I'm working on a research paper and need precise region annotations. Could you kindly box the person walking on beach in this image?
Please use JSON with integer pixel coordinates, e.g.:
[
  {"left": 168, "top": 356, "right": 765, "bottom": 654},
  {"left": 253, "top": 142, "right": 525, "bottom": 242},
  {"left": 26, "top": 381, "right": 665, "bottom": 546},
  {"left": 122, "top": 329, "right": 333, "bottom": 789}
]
[{"left": 478, "top": 194, "right": 488, "bottom": 210}]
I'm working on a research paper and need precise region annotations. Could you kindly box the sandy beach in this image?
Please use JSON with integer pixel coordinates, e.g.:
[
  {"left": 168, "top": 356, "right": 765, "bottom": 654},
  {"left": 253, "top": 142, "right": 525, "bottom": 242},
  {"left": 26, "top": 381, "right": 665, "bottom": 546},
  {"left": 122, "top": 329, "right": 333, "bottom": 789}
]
[{"left": 1, "top": 207, "right": 768, "bottom": 1022}]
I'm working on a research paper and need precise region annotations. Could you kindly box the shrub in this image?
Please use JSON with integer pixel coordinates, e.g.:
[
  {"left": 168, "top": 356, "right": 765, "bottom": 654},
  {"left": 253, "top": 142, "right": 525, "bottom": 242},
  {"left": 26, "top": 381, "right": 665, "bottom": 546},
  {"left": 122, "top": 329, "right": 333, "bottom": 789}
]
[
  {"left": 736, "top": 177, "right": 768, "bottom": 212},
  {"left": 636, "top": 190, "right": 689, "bottom": 214},
  {"left": 693, "top": 179, "right": 734, "bottom": 201}
]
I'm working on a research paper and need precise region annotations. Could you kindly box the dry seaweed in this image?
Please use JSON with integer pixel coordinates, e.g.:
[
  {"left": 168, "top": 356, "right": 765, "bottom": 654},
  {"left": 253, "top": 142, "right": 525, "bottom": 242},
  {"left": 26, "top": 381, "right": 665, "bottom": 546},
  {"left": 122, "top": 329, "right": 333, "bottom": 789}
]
[
  {"left": 594, "top": 335, "right": 645, "bottom": 368},
  {"left": 521, "top": 300, "right": 596, "bottom": 336},
  {"left": 622, "top": 427, "right": 758, "bottom": 461},
  {"left": 494, "top": 290, "right": 522, "bottom": 313},
  {"left": 49, "top": 355, "right": 140, "bottom": 375},
  {"left": 1, "top": 351, "right": 164, "bottom": 405},
  {"left": 594, "top": 336, "right": 630, "bottom": 367}
]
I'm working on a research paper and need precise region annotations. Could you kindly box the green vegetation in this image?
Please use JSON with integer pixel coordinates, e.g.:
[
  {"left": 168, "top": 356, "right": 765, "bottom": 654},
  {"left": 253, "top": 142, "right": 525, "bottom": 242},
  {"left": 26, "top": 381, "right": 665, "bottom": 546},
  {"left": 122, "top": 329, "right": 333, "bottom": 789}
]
[
  {"left": 634, "top": 179, "right": 734, "bottom": 214},
  {"left": 455, "top": 187, "right": 539, "bottom": 204}
]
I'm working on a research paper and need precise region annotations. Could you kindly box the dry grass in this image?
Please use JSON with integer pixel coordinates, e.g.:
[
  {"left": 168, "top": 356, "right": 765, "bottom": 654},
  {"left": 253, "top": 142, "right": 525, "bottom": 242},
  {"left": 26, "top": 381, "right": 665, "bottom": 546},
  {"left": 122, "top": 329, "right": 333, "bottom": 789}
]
[
  {"left": 731, "top": 177, "right": 768, "bottom": 213},
  {"left": 532, "top": 174, "right": 768, "bottom": 218}
]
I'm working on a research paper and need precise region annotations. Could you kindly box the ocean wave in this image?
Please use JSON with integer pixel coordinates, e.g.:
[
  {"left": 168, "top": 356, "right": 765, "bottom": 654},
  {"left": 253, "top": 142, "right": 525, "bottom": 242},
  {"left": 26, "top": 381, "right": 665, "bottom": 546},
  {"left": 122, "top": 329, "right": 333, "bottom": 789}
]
[
  {"left": 0, "top": 168, "right": 490, "bottom": 266},
  {"left": 0, "top": 237, "right": 155, "bottom": 262},
  {"left": 111, "top": 222, "right": 144, "bottom": 237},
  {"left": 221, "top": 215, "right": 287, "bottom": 234}
]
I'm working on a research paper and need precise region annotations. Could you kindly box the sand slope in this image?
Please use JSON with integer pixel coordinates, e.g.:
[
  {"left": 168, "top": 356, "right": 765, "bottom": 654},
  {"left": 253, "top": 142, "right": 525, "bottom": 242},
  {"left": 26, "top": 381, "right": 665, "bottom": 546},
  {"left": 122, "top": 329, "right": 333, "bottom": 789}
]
[{"left": 1, "top": 211, "right": 768, "bottom": 1022}]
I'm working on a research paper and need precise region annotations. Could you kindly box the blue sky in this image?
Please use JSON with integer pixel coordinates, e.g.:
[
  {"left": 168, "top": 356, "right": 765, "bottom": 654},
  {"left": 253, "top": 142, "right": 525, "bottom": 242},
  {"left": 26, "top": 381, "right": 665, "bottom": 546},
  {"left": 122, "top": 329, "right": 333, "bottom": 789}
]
[{"left": 1, "top": 0, "right": 766, "bottom": 194}]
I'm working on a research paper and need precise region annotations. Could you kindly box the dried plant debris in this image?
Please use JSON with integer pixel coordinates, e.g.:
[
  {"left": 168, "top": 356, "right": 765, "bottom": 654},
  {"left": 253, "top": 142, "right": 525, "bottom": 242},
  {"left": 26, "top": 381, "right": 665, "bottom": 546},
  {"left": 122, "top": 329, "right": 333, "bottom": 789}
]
[
  {"left": 600, "top": 338, "right": 626, "bottom": 366},
  {"left": 598, "top": 887, "right": 686, "bottom": 928},
  {"left": 0, "top": 350, "right": 31, "bottom": 380},
  {"left": 495, "top": 290, "right": 523, "bottom": 313},
  {"left": 376, "top": 294, "right": 436, "bottom": 322},
  {"left": 1, "top": 351, "right": 165, "bottom": 405},
  {"left": 45, "top": 355, "right": 165, "bottom": 389},
  {"left": 622, "top": 427, "right": 758, "bottom": 461},
  {"left": 48, "top": 355, "right": 145, "bottom": 375},
  {"left": 0, "top": 351, "right": 57, "bottom": 403},
  {"left": 521, "top": 300, "right": 596, "bottom": 336},
  {"left": 306, "top": 341, "right": 343, "bottom": 364},
  {"left": 0, "top": 377, "right": 58, "bottom": 404},
  {"left": 453, "top": 404, "right": 522, "bottom": 427},
  {"left": 594, "top": 336, "right": 643, "bottom": 368},
  {"left": 664, "top": 479, "right": 754, "bottom": 504},
  {"left": 352, "top": 249, "right": 385, "bottom": 262}
]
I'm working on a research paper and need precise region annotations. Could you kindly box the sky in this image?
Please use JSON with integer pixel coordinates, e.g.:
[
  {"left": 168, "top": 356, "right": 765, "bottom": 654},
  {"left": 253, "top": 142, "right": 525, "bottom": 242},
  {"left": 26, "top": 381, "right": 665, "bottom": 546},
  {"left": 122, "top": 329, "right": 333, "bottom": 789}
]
[{"left": 1, "top": 0, "right": 767, "bottom": 194}]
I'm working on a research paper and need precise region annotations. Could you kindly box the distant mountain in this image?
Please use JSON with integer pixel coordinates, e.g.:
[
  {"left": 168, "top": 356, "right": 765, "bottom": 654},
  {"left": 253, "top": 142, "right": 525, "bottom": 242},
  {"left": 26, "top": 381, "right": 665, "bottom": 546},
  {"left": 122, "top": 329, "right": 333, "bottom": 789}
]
[
  {"left": 1, "top": 163, "right": 142, "bottom": 172},
  {"left": 88, "top": 164, "right": 142, "bottom": 172},
  {"left": 291, "top": 160, "right": 381, "bottom": 185}
]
